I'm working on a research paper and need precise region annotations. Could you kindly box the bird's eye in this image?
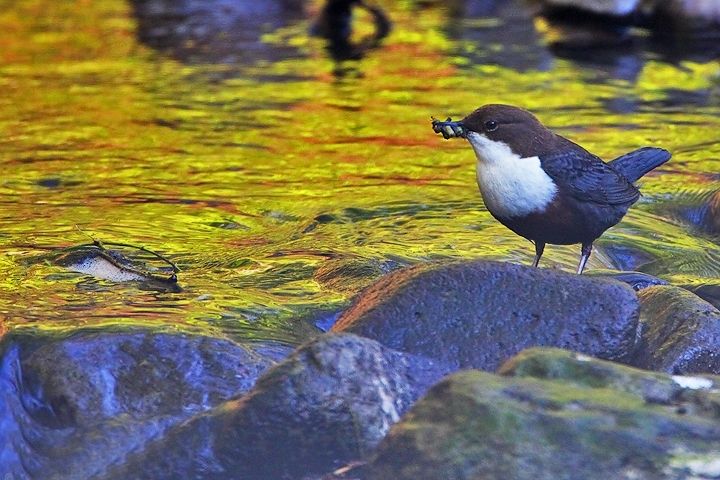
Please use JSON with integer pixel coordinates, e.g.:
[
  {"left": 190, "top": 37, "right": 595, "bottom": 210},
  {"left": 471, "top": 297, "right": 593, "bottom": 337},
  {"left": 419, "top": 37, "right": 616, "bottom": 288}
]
[{"left": 484, "top": 120, "right": 498, "bottom": 132}]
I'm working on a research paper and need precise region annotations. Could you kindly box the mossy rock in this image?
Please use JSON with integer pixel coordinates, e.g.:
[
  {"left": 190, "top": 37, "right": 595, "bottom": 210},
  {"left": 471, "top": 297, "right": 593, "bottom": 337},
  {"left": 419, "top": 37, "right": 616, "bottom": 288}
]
[
  {"left": 367, "top": 349, "right": 720, "bottom": 480},
  {"left": 630, "top": 285, "right": 720, "bottom": 374}
]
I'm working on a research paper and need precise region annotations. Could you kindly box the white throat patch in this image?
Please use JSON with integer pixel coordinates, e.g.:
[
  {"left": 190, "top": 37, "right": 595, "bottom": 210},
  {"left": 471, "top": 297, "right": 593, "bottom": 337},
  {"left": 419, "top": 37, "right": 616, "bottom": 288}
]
[{"left": 466, "top": 131, "right": 558, "bottom": 218}]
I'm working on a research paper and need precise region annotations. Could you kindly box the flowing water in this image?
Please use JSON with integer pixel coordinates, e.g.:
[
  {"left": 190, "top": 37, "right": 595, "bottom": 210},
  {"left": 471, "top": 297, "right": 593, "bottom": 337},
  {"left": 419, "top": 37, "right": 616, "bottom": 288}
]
[{"left": 1, "top": 0, "right": 720, "bottom": 348}]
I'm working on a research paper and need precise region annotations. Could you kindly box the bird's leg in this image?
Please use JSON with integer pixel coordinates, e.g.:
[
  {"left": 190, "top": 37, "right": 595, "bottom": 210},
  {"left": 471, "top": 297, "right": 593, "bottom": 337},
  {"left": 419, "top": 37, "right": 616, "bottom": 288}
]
[
  {"left": 576, "top": 242, "right": 592, "bottom": 274},
  {"left": 532, "top": 241, "right": 545, "bottom": 268}
]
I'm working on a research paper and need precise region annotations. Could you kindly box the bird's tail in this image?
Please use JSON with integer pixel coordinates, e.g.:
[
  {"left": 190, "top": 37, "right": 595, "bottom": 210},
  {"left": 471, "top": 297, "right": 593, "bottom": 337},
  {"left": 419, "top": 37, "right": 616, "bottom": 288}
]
[{"left": 609, "top": 147, "right": 671, "bottom": 183}]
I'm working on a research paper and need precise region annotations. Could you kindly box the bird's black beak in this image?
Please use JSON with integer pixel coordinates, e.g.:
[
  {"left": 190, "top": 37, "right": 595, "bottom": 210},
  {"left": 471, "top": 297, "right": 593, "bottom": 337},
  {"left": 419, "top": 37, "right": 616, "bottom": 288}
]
[{"left": 431, "top": 117, "right": 466, "bottom": 139}]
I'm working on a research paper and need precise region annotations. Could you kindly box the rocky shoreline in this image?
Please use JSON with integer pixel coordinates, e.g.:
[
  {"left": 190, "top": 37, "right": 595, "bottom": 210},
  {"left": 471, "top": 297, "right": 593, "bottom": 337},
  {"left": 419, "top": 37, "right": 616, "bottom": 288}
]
[{"left": 3, "top": 259, "right": 720, "bottom": 479}]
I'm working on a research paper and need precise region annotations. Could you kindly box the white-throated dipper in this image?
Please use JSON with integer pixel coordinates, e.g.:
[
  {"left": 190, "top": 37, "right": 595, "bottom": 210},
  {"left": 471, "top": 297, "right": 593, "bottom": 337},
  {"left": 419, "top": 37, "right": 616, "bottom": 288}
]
[{"left": 432, "top": 104, "right": 671, "bottom": 274}]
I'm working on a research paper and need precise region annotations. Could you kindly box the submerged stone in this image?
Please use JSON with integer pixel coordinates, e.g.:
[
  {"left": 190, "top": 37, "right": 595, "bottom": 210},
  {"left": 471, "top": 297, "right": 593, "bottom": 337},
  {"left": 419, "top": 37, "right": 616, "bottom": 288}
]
[
  {"left": 367, "top": 349, "right": 720, "bottom": 480},
  {"left": 333, "top": 260, "right": 640, "bottom": 371},
  {"left": 586, "top": 269, "right": 669, "bottom": 291},
  {"left": 54, "top": 245, "right": 181, "bottom": 291},
  {"left": 694, "top": 189, "right": 720, "bottom": 235},
  {"left": 629, "top": 285, "right": 720, "bottom": 374},
  {"left": 664, "top": 189, "right": 720, "bottom": 237},
  {"left": 686, "top": 282, "right": 720, "bottom": 310},
  {"left": 313, "top": 257, "right": 399, "bottom": 295}
]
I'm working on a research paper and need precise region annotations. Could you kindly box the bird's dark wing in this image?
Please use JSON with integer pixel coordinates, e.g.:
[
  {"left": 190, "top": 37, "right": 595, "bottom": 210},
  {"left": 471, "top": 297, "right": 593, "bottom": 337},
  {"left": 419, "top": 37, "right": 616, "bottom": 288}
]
[{"left": 539, "top": 149, "right": 640, "bottom": 206}]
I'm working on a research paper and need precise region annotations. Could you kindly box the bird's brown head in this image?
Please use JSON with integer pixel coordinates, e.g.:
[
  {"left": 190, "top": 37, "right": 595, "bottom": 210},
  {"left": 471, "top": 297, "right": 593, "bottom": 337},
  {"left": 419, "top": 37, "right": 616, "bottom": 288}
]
[
  {"left": 460, "top": 104, "right": 557, "bottom": 158},
  {"left": 432, "top": 104, "right": 561, "bottom": 158}
]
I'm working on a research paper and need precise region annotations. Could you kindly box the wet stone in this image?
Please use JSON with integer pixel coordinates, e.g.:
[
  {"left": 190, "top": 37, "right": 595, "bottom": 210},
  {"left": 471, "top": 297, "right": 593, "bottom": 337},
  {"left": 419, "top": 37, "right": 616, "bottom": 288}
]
[
  {"left": 629, "top": 285, "right": 720, "bottom": 374},
  {"left": 54, "top": 246, "right": 181, "bottom": 292},
  {"left": 104, "top": 333, "right": 450, "bottom": 480},
  {"left": 598, "top": 243, "right": 658, "bottom": 272},
  {"left": 367, "top": 349, "right": 720, "bottom": 480},
  {"left": 685, "top": 282, "right": 720, "bottom": 311},
  {"left": 586, "top": 269, "right": 669, "bottom": 291},
  {"left": 0, "top": 328, "right": 275, "bottom": 479},
  {"left": 696, "top": 189, "right": 720, "bottom": 235},
  {"left": 666, "top": 189, "right": 720, "bottom": 237},
  {"left": 313, "top": 257, "right": 400, "bottom": 295},
  {"left": 20, "top": 329, "right": 272, "bottom": 426},
  {"left": 333, "top": 260, "right": 640, "bottom": 371},
  {"left": 499, "top": 348, "right": 686, "bottom": 404}
]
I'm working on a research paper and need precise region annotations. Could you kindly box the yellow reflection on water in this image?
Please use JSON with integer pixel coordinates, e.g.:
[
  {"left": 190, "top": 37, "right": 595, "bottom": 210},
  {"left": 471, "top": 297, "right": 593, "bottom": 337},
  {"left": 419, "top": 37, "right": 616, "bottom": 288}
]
[{"left": 0, "top": 0, "right": 718, "bottom": 343}]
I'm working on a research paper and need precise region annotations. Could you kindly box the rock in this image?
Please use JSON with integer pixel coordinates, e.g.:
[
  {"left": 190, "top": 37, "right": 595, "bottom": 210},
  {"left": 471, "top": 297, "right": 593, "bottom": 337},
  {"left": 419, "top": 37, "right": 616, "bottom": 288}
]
[
  {"left": 598, "top": 243, "right": 658, "bottom": 272},
  {"left": 54, "top": 246, "right": 181, "bottom": 292},
  {"left": 663, "top": 189, "right": 720, "bottom": 237},
  {"left": 499, "top": 348, "right": 686, "bottom": 403},
  {"left": 21, "top": 330, "right": 272, "bottom": 427},
  {"left": 313, "top": 257, "right": 398, "bottom": 295},
  {"left": 586, "top": 269, "right": 668, "bottom": 291},
  {"left": 0, "top": 329, "right": 275, "bottom": 479},
  {"left": 333, "top": 261, "right": 640, "bottom": 371},
  {"left": 367, "top": 349, "right": 720, "bottom": 480},
  {"left": 692, "top": 189, "right": 720, "bottom": 235},
  {"left": 686, "top": 283, "right": 720, "bottom": 310},
  {"left": 105, "top": 333, "right": 450, "bottom": 480},
  {"left": 629, "top": 285, "right": 720, "bottom": 374}
]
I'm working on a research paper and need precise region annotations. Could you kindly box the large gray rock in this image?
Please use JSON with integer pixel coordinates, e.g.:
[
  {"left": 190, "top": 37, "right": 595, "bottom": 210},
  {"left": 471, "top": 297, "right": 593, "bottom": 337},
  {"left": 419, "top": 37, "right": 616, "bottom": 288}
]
[
  {"left": 333, "top": 261, "right": 640, "bottom": 370},
  {"left": 630, "top": 285, "right": 720, "bottom": 374},
  {"left": 0, "top": 329, "right": 275, "bottom": 479},
  {"left": 21, "top": 330, "right": 272, "bottom": 426},
  {"left": 105, "top": 333, "right": 449, "bottom": 480},
  {"left": 367, "top": 348, "right": 720, "bottom": 480}
]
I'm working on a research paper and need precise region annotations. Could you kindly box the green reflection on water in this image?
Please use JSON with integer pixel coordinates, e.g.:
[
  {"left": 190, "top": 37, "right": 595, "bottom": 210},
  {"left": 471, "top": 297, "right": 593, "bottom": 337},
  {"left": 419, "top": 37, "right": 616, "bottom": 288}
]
[{"left": 0, "top": 0, "right": 719, "bottom": 343}]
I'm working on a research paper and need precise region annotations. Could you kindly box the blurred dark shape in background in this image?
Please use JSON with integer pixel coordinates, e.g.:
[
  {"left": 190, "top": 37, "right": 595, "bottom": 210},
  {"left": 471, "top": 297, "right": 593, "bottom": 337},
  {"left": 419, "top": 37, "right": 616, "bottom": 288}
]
[
  {"left": 533, "top": 0, "right": 720, "bottom": 65},
  {"left": 130, "top": 0, "right": 307, "bottom": 65},
  {"left": 131, "top": 0, "right": 392, "bottom": 78},
  {"left": 129, "top": 0, "right": 719, "bottom": 84},
  {"left": 441, "top": 0, "right": 555, "bottom": 72},
  {"left": 310, "top": 0, "right": 391, "bottom": 65}
]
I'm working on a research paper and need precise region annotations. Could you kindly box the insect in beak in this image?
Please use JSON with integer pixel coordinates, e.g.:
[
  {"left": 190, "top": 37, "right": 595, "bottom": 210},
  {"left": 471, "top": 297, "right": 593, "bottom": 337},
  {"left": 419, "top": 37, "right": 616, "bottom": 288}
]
[{"left": 432, "top": 117, "right": 466, "bottom": 139}]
